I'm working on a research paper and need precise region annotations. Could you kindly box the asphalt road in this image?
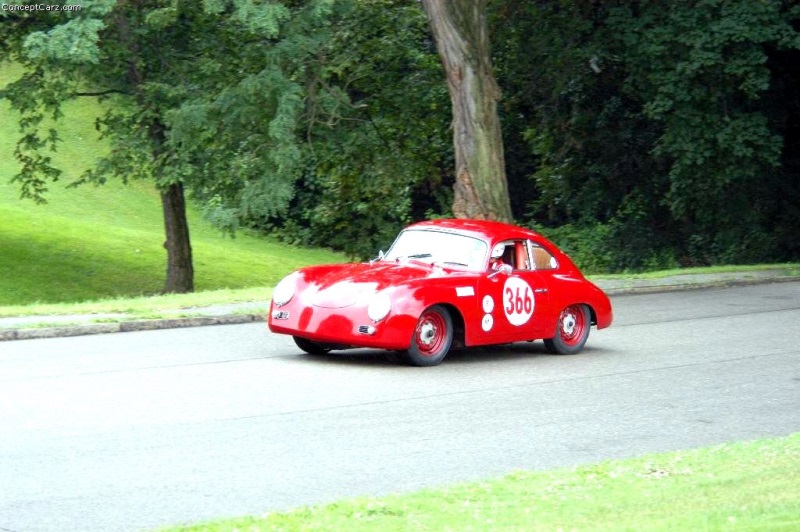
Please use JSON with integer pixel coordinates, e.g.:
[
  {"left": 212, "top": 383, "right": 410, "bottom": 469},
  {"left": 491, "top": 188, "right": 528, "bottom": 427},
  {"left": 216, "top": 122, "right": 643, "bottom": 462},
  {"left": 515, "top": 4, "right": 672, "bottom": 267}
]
[{"left": 1, "top": 282, "right": 799, "bottom": 532}]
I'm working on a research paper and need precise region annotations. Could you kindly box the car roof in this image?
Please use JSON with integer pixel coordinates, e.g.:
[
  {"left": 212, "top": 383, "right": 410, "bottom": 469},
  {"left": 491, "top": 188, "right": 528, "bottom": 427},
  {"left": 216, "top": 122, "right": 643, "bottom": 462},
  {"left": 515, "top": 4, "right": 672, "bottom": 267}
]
[{"left": 406, "top": 218, "right": 543, "bottom": 241}]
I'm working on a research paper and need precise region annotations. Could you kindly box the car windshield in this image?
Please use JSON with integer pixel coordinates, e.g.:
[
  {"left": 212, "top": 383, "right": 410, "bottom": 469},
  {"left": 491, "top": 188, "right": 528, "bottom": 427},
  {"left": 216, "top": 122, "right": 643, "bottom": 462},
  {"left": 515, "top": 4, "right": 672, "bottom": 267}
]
[{"left": 383, "top": 229, "right": 488, "bottom": 271}]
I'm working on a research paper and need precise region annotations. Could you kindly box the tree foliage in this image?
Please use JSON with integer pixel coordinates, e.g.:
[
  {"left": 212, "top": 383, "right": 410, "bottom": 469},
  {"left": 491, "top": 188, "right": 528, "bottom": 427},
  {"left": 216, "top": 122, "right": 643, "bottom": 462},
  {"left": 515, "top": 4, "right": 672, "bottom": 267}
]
[
  {"left": 610, "top": 1, "right": 800, "bottom": 264},
  {"left": 182, "top": 0, "right": 453, "bottom": 258},
  {"left": 2, "top": 0, "right": 223, "bottom": 291},
  {"left": 291, "top": 0, "right": 452, "bottom": 257},
  {"left": 2, "top": 0, "right": 333, "bottom": 289},
  {"left": 491, "top": 0, "right": 800, "bottom": 270}
]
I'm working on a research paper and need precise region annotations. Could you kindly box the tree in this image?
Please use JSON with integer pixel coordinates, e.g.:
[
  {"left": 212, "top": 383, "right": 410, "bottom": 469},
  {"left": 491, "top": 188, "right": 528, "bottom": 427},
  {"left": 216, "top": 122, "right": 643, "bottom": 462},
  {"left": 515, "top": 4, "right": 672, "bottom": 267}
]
[
  {"left": 2, "top": 1, "right": 210, "bottom": 292},
  {"left": 487, "top": 0, "right": 800, "bottom": 270},
  {"left": 608, "top": 1, "right": 800, "bottom": 264},
  {"left": 271, "top": 0, "right": 453, "bottom": 258},
  {"left": 488, "top": 1, "right": 673, "bottom": 271},
  {"left": 420, "top": 0, "right": 513, "bottom": 221},
  {"left": 169, "top": 0, "right": 453, "bottom": 260},
  {"left": 1, "top": 0, "right": 308, "bottom": 293}
]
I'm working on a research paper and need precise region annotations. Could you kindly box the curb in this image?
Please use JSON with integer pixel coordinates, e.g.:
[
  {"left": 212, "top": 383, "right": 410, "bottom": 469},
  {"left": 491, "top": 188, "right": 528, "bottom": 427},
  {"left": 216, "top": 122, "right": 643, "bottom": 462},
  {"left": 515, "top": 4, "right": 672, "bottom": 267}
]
[
  {"left": 601, "top": 274, "right": 800, "bottom": 296},
  {"left": 0, "top": 314, "right": 266, "bottom": 342}
]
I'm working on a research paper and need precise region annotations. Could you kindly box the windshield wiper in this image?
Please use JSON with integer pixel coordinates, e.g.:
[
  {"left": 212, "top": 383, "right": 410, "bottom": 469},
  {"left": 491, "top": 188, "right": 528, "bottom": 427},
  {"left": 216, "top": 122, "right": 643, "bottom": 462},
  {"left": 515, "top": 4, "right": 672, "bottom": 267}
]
[{"left": 396, "top": 253, "right": 433, "bottom": 261}]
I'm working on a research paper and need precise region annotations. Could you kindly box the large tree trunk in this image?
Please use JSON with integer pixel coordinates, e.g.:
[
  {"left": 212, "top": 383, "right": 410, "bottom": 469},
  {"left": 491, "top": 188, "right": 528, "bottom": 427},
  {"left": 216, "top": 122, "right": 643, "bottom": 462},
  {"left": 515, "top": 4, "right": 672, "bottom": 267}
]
[
  {"left": 421, "top": 0, "right": 513, "bottom": 222},
  {"left": 161, "top": 182, "right": 194, "bottom": 293},
  {"left": 147, "top": 114, "right": 195, "bottom": 294}
]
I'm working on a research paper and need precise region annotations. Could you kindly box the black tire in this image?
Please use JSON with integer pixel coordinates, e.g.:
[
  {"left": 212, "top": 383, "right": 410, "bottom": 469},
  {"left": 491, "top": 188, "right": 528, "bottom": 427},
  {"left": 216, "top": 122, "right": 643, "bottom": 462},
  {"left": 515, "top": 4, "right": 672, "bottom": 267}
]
[
  {"left": 293, "top": 336, "right": 332, "bottom": 355},
  {"left": 543, "top": 304, "right": 590, "bottom": 355},
  {"left": 401, "top": 305, "right": 454, "bottom": 367}
]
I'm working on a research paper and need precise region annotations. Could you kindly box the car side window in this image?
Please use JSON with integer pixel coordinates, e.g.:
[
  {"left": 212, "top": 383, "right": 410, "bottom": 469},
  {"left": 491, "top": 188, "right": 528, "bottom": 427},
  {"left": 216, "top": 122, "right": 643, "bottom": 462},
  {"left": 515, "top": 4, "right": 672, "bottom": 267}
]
[
  {"left": 529, "top": 243, "right": 558, "bottom": 270},
  {"left": 492, "top": 241, "right": 555, "bottom": 271},
  {"left": 490, "top": 240, "right": 530, "bottom": 270}
]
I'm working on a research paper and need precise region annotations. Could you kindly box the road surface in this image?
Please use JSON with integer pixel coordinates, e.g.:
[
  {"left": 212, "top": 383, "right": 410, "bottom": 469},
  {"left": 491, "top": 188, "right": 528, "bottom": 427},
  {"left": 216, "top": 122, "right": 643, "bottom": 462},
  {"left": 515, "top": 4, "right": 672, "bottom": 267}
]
[{"left": 1, "top": 282, "right": 798, "bottom": 531}]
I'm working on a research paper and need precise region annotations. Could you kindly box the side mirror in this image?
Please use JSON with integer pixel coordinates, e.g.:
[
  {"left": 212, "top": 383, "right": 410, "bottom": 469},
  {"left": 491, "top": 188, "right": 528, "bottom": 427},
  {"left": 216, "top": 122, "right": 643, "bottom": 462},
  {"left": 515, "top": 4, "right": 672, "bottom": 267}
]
[{"left": 369, "top": 250, "right": 385, "bottom": 265}]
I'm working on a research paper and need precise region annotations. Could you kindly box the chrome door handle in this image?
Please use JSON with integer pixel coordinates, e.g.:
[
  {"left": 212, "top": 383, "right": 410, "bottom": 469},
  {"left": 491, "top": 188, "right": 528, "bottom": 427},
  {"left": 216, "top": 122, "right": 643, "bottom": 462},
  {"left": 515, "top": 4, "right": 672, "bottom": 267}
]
[{"left": 534, "top": 288, "right": 548, "bottom": 294}]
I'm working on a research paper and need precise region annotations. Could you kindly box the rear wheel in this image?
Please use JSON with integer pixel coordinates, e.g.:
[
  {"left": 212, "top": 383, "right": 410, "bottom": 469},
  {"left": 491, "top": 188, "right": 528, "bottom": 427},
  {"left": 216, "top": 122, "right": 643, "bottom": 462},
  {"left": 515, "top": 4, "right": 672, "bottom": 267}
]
[
  {"left": 544, "top": 304, "right": 590, "bottom": 355},
  {"left": 402, "top": 305, "right": 453, "bottom": 367},
  {"left": 293, "top": 336, "right": 331, "bottom": 355}
]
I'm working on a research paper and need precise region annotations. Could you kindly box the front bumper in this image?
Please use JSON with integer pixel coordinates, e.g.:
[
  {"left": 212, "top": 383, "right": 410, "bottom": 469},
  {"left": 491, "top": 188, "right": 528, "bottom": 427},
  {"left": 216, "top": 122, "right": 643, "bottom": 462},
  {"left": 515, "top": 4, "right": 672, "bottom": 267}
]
[{"left": 268, "top": 302, "right": 416, "bottom": 350}]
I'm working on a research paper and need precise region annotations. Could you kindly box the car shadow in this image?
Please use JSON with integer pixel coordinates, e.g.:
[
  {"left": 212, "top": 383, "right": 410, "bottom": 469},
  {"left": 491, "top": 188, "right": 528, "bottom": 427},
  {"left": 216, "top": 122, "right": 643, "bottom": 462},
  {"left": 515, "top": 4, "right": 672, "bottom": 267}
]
[
  {"left": 289, "top": 341, "right": 610, "bottom": 367},
  {"left": 291, "top": 349, "right": 405, "bottom": 367},
  {"left": 445, "top": 343, "right": 611, "bottom": 364}
]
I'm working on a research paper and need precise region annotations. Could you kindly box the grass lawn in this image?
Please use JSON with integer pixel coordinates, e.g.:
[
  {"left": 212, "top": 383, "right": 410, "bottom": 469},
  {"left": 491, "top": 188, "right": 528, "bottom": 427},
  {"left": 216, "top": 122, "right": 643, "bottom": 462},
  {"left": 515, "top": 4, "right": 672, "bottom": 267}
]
[
  {"left": 0, "top": 179, "right": 344, "bottom": 306},
  {"left": 1, "top": 61, "right": 345, "bottom": 306},
  {"left": 164, "top": 432, "right": 800, "bottom": 531}
]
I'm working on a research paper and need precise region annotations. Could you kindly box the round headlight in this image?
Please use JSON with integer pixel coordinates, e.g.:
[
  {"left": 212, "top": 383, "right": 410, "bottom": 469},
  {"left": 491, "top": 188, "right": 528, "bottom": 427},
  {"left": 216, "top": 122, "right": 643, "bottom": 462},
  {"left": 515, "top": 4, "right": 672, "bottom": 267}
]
[
  {"left": 273, "top": 272, "right": 299, "bottom": 307},
  {"left": 367, "top": 292, "right": 392, "bottom": 322}
]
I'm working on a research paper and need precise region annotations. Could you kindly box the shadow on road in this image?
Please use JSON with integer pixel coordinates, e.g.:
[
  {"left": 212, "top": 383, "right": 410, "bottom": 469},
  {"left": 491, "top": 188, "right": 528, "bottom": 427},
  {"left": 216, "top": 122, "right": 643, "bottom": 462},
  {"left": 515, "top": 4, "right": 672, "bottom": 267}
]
[{"left": 284, "top": 341, "right": 613, "bottom": 367}]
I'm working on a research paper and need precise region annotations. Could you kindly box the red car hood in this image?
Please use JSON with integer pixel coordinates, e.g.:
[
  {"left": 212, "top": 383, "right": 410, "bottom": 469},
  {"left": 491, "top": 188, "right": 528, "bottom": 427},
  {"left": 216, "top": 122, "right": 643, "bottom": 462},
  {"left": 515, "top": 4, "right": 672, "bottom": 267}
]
[{"left": 300, "top": 261, "right": 461, "bottom": 308}]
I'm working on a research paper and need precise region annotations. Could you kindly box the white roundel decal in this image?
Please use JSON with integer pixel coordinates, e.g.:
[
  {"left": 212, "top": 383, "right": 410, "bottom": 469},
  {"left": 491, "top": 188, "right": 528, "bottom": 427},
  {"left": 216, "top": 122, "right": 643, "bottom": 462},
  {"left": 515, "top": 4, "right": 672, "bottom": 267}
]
[
  {"left": 482, "top": 295, "right": 494, "bottom": 313},
  {"left": 481, "top": 314, "right": 493, "bottom": 332},
  {"left": 502, "top": 277, "right": 535, "bottom": 326}
]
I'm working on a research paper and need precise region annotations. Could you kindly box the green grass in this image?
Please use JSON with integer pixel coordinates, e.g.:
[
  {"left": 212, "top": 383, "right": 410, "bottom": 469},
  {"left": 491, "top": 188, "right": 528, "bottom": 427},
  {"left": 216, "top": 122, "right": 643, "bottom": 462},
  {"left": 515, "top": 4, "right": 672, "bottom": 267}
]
[
  {"left": 1, "top": 61, "right": 345, "bottom": 306},
  {"left": 0, "top": 286, "right": 269, "bottom": 318},
  {"left": 165, "top": 433, "right": 800, "bottom": 531}
]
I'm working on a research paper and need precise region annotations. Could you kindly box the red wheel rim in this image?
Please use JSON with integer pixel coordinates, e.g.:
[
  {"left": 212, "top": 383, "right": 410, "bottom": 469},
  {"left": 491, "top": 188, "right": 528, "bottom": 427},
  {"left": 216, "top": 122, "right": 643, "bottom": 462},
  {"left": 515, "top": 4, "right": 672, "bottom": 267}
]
[
  {"left": 558, "top": 305, "right": 586, "bottom": 346},
  {"left": 415, "top": 310, "right": 447, "bottom": 357}
]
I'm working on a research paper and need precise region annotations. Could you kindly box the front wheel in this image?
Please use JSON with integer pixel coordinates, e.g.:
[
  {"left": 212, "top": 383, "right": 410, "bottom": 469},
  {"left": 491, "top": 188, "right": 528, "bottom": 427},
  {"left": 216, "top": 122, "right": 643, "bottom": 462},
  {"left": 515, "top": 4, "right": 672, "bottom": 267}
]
[
  {"left": 293, "top": 336, "right": 331, "bottom": 355},
  {"left": 401, "top": 305, "right": 453, "bottom": 367},
  {"left": 544, "top": 304, "right": 590, "bottom": 355}
]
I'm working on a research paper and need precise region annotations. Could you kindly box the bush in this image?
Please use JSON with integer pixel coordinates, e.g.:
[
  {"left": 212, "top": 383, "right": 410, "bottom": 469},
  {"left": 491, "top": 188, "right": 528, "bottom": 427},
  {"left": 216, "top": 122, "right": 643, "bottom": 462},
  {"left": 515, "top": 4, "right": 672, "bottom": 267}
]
[{"left": 537, "top": 221, "right": 679, "bottom": 274}]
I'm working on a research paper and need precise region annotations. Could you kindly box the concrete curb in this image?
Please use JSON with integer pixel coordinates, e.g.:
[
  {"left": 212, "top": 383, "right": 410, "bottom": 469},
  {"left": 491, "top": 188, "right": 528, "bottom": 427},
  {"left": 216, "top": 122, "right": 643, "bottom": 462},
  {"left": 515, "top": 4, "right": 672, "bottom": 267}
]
[
  {"left": 601, "top": 273, "right": 800, "bottom": 296},
  {"left": 0, "top": 314, "right": 266, "bottom": 342}
]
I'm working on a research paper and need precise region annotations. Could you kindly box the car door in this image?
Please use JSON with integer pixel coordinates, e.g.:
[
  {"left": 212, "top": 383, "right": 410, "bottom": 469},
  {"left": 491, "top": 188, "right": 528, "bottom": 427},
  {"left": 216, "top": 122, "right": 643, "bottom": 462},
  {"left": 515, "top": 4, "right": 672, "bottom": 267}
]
[{"left": 476, "top": 239, "right": 550, "bottom": 342}]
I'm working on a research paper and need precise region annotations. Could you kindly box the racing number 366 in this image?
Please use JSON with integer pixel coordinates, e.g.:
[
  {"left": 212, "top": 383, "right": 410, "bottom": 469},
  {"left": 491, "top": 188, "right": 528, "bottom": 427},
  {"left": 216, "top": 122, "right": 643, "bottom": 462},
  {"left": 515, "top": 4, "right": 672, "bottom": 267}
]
[
  {"left": 503, "top": 277, "right": 534, "bottom": 326},
  {"left": 505, "top": 286, "right": 532, "bottom": 315}
]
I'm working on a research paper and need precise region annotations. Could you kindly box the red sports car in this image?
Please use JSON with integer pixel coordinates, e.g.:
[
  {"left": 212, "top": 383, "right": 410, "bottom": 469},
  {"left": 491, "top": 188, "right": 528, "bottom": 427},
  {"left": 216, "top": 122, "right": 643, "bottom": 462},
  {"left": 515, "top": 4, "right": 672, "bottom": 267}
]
[{"left": 268, "top": 219, "right": 612, "bottom": 366}]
